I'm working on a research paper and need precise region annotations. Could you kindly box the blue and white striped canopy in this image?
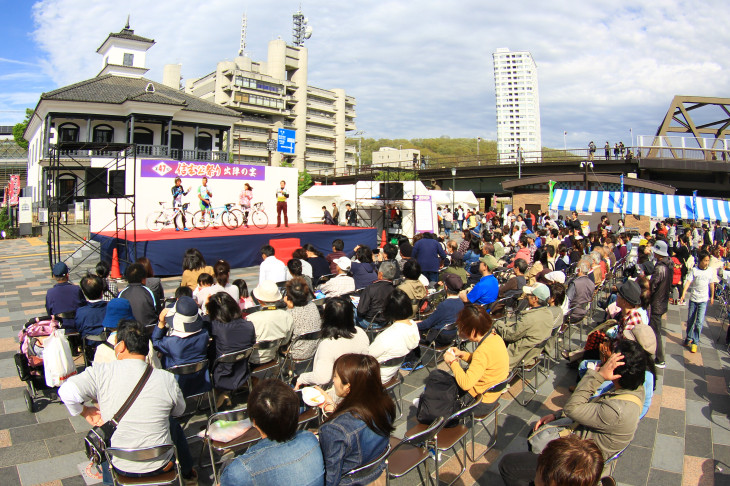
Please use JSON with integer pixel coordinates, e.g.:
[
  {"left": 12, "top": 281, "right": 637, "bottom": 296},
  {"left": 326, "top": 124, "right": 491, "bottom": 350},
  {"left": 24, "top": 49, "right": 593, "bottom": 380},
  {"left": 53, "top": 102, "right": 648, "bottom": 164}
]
[{"left": 550, "top": 189, "right": 730, "bottom": 222}]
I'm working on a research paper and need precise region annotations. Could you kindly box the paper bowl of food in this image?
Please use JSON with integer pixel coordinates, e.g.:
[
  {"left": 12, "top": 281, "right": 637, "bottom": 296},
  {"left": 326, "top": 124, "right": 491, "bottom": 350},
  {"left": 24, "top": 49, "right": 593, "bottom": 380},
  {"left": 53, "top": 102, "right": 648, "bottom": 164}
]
[{"left": 301, "top": 387, "right": 326, "bottom": 407}]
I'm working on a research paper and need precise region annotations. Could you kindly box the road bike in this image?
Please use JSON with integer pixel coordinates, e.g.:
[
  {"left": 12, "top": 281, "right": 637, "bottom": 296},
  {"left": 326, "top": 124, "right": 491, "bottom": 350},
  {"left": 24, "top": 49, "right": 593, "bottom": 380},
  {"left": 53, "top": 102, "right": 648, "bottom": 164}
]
[
  {"left": 192, "top": 203, "right": 239, "bottom": 230},
  {"left": 230, "top": 201, "right": 269, "bottom": 229},
  {"left": 146, "top": 202, "right": 194, "bottom": 232}
]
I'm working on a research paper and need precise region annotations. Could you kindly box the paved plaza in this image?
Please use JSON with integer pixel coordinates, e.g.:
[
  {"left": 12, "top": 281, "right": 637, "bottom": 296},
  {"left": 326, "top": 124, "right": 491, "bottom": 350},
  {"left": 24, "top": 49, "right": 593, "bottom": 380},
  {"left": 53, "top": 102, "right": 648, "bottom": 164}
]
[{"left": 0, "top": 236, "right": 729, "bottom": 485}]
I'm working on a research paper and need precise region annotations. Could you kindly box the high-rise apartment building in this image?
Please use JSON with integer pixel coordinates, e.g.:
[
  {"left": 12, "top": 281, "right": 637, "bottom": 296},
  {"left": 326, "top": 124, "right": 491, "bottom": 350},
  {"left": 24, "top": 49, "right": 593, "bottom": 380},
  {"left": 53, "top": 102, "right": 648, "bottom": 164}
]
[
  {"left": 493, "top": 48, "right": 541, "bottom": 162},
  {"left": 184, "top": 39, "right": 357, "bottom": 173}
]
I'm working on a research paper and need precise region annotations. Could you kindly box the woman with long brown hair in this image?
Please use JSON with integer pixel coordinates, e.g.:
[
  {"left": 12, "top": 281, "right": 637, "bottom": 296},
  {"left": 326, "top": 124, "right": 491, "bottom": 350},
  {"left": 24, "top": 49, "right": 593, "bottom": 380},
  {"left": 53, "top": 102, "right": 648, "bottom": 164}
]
[{"left": 316, "top": 354, "right": 395, "bottom": 486}]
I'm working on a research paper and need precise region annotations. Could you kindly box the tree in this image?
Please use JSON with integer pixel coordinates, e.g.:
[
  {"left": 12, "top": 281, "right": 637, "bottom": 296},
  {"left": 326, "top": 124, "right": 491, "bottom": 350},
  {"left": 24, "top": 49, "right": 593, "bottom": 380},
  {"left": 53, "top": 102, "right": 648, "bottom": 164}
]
[
  {"left": 298, "top": 169, "right": 313, "bottom": 196},
  {"left": 12, "top": 109, "right": 32, "bottom": 150}
]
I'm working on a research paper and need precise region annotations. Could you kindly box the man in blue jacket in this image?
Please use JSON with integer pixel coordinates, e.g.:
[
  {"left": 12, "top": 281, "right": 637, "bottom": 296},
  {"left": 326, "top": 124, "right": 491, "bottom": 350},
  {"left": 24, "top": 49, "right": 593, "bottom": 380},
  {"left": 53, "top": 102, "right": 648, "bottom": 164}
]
[
  {"left": 45, "top": 262, "right": 85, "bottom": 330},
  {"left": 412, "top": 233, "right": 447, "bottom": 283},
  {"left": 75, "top": 275, "right": 108, "bottom": 343},
  {"left": 460, "top": 260, "right": 499, "bottom": 306}
]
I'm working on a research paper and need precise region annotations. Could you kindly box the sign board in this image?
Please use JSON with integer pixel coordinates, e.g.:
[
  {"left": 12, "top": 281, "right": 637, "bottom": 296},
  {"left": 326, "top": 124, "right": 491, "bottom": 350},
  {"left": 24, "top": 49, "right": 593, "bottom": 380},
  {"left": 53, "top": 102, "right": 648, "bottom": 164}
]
[
  {"left": 277, "top": 128, "right": 296, "bottom": 154},
  {"left": 266, "top": 139, "right": 277, "bottom": 152},
  {"left": 75, "top": 202, "right": 84, "bottom": 221},
  {"left": 414, "top": 195, "right": 434, "bottom": 233},
  {"left": 18, "top": 197, "right": 32, "bottom": 224},
  {"left": 7, "top": 175, "right": 20, "bottom": 206},
  {"left": 140, "top": 159, "right": 265, "bottom": 181},
  {"left": 39, "top": 208, "right": 48, "bottom": 224}
]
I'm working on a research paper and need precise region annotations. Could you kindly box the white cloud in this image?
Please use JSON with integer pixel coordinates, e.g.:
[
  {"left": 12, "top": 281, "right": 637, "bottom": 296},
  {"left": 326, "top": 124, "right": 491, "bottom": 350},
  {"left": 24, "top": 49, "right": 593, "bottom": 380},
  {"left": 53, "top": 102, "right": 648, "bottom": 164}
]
[{"left": 25, "top": 0, "right": 730, "bottom": 148}]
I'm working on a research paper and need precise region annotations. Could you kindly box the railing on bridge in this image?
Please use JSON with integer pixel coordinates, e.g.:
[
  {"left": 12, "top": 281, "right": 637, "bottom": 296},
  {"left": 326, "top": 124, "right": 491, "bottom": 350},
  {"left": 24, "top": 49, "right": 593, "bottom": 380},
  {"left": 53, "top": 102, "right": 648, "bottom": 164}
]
[{"left": 638, "top": 135, "right": 729, "bottom": 161}]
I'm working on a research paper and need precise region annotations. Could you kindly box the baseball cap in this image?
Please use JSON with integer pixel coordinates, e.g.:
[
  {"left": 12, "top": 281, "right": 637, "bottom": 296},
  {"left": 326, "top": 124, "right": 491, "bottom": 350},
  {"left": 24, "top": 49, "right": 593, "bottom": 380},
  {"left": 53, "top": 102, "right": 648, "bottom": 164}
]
[
  {"left": 170, "top": 296, "right": 204, "bottom": 336},
  {"left": 479, "top": 254, "right": 499, "bottom": 271},
  {"left": 333, "top": 256, "right": 351, "bottom": 271},
  {"left": 443, "top": 273, "right": 464, "bottom": 292},
  {"left": 52, "top": 262, "right": 69, "bottom": 277},
  {"left": 522, "top": 283, "right": 550, "bottom": 302}
]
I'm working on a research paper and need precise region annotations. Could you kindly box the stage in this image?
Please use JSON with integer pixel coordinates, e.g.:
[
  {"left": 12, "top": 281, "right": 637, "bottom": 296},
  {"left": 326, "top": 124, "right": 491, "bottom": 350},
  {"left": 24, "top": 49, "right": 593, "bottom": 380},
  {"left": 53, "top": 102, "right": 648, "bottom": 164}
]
[{"left": 91, "top": 223, "right": 378, "bottom": 276}]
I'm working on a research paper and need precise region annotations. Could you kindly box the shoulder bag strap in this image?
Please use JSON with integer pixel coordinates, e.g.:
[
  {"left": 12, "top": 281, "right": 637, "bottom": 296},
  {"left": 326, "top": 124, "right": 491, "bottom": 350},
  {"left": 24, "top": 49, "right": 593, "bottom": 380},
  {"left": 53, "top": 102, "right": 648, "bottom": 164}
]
[
  {"left": 607, "top": 392, "right": 643, "bottom": 408},
  {"left": 110, "top": 364, "right": 153, "bottom": 427}
]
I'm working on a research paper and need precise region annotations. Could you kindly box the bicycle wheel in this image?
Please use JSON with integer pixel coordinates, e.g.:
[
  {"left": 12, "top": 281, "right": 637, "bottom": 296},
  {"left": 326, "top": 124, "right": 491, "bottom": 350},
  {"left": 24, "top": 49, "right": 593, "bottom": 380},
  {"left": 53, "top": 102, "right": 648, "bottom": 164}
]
[
  {"left": 146, "top": 211, "right": 165, "bottom": 232},
  {"left": 230, "top": 209, "right": 246, "bottom": 228},
  {"left": 222, "top": 211, "right": 239, "bottom": 230},
  {"left": 192, "top": 210, "right": 211, "bottom": 230},
  {"left": 252, "top": 210, "right": 268, "bottom": 229}
]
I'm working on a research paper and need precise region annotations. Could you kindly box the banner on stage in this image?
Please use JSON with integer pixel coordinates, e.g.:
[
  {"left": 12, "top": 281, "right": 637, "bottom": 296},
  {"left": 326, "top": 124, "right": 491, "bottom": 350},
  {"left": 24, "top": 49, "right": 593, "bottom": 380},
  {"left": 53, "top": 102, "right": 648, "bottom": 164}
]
[{"left": 139, "top": 159, "right": 266, "bottom": 181}]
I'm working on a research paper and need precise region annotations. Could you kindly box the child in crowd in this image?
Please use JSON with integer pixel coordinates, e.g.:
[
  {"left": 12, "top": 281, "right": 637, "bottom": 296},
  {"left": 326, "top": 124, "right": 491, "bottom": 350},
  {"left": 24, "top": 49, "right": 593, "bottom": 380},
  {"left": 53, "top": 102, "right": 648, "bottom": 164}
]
[
  {"left": 232, "top": 279, "right": 256, "bottom": 310},
  {"left": 194, "top": 272, "right": 216, "bottom": 313}
]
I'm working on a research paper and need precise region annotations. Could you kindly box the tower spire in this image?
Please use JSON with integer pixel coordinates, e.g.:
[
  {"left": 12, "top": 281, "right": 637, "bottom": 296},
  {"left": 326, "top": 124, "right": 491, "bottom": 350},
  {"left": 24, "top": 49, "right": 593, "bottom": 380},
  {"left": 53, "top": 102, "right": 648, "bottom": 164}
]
[
  {"left": 125, "top": 14, "right": 130, "bottom": 30},
  {"left": 238, "top": 12, "right": 247, "bottom": 57}
]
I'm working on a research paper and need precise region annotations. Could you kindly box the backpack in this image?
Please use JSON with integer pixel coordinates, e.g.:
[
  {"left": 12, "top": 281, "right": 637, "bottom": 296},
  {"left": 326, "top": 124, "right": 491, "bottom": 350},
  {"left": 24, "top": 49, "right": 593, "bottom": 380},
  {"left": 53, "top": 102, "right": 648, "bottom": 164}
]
[{"left": 417, "top": 369, "right": 461, "bottom": 427}]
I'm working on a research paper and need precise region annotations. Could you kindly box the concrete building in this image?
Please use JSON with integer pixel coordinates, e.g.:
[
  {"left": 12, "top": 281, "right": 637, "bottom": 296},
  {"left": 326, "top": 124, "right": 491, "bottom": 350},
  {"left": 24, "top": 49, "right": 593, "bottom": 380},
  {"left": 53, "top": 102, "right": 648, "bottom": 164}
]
[
  {"left": 23, "top": 22, "right": 239, "bottom": 207},
  {"left": 493, "top": 48, "right": 541, "bottom": 163},
  {"left": 184, "top": 39, "right": 357, "bottom": 174},
  {"left": 371, "top": 147, "right": 421, "bottom": 167}
]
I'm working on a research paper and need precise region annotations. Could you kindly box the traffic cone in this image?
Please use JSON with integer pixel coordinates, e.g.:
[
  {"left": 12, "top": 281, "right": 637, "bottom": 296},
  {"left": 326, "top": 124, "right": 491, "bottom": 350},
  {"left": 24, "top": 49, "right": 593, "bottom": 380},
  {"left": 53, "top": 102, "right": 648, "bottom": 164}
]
[
  {"left": 380, "top": 229, "right": 387, "bottom": 248},
  {"left": 110, "top": 248, "right": 122, "bottom": 280}
]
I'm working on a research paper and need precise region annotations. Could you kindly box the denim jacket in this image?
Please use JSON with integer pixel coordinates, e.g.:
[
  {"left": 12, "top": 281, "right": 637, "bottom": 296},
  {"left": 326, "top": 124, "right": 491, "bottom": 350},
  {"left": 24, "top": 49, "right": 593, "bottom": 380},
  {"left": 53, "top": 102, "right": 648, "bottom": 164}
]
[
  {"left": 220, "top": 430, "right": 324, "bottom": 486},
  {"left": 319, "top": 412, "right": 390, "bottom": 486}
]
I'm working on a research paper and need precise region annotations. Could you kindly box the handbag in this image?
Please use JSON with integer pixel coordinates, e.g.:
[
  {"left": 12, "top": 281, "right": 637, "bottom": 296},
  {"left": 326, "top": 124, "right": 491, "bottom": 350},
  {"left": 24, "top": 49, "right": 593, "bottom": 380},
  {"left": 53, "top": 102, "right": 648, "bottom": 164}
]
[{"left": 84, "top": 364, "right": 153, "bottom": 464}]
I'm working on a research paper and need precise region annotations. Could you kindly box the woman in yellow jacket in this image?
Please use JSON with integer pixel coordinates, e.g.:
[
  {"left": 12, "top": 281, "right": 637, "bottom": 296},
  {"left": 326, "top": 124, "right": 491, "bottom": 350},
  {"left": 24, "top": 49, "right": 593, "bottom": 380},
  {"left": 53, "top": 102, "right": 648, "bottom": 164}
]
[{"left": 444, "top": 304, "right": 510, "bottom": 413}]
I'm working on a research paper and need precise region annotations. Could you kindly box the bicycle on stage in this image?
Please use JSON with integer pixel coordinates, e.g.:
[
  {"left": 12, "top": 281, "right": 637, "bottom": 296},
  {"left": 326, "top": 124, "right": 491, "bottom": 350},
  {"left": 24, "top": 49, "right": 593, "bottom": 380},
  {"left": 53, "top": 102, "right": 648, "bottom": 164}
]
[
  {"left": 192, "top": 203, "right": 239, "bottom": 230},
  {"left": 146, "top": 202, "right": 194, "bottom": 232},
  {"left": 230, "top": 201, "right": 269, "bottom": 229}
]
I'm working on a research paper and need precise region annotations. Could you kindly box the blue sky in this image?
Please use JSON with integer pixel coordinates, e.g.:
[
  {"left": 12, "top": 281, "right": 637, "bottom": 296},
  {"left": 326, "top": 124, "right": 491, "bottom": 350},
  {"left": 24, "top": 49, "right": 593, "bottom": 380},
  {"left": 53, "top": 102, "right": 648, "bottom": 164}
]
[{"left": 2, "top": 1, "right": 729, "bottom": 150}]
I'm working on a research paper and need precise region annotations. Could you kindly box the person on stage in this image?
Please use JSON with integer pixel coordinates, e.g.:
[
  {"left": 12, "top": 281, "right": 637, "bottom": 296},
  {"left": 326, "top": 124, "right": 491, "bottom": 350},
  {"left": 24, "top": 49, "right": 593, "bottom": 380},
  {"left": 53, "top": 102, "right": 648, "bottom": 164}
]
[
  {"left": 239, "top": 183, "right": 253, "bottom": 228},
  {"left": 171, "top": 177, "right": 191, "bottom": 231},
  {"left": 276, "top": 180, "right": 289, "bottom": 228},
  {"left": 198, "top": 176, "right": 213, "bottom": 222}
]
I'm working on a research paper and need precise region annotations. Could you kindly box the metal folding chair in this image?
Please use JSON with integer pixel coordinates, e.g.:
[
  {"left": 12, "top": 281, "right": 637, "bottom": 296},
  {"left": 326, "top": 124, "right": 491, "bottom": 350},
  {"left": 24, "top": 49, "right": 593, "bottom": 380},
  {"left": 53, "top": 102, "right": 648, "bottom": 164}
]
[
  {"left": 166, "top": 359, "right": 215, "bottom": 421},
  {"left": 380, "top": 356, "right": 406, "bottom": 419},
  {"left": 278, "top": 330, "right": 322, "bottom": 381},
  {"left": 200, "top": 406, "right": 261, "bottom": 481},
  {"left": 408, "top": 322, "right": 458, "bottom": 375},
  {"left": 340, "top": 443, "right": 392, "bottom": 484},
  {"left": 385, "top": 417, "right": 446, "bottom": 486},
  {"left": 105, "top": 444, "right": 182, "bottom": 486}
]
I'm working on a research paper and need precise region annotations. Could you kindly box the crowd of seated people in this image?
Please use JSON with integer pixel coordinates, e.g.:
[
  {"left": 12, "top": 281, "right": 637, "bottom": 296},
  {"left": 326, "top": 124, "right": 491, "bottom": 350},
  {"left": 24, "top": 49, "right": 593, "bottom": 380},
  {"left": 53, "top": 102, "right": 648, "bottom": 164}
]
[{"left": 50, "top": 209, "right": 714, "bottom": 485}]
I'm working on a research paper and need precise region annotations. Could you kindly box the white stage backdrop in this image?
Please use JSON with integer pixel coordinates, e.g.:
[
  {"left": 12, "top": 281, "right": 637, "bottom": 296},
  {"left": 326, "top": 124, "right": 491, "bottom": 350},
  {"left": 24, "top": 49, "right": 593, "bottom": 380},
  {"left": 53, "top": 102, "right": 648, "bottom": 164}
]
[{"left": 89, "top": 158, "right": 298, "bottom": 233}]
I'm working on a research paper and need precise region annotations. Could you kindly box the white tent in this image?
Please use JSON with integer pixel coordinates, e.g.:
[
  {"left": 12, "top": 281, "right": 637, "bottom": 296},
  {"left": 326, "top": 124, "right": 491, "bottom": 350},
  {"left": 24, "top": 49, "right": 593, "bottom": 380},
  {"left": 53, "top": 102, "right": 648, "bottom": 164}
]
[
  {"left": 299, "top": 184, "right": 356, "bottom": 223},
  {"left": 428, "top": 190, "right": 479, "bottom": 210}
]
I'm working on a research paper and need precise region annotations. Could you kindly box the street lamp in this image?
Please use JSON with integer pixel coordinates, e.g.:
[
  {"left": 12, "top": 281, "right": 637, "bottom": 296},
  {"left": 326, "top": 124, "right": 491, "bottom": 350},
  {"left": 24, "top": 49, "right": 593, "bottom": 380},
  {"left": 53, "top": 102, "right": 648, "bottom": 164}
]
[
  {"left": 579, "top": 161, "right": 593, "bottom": 190},
  {"left": 354, "top": 130, "right": 365, "bottom": 172},
  {"left": 451, "top": 167, "right": 456, "bottom": 214},
  {"left": 477, "top": 137, "right": 482, "bottom": 166}
]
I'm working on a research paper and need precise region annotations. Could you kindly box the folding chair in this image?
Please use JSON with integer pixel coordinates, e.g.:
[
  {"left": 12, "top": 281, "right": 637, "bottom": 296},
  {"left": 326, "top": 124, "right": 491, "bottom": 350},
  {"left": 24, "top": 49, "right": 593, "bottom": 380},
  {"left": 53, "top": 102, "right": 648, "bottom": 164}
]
[
  {"left": 211, "top": 347, "right": 254, "bottom": 405},
  {"left": 166, "top": 359, "right": 215, "bottom": 421},
  {"left": 105, "top": 444, "right": 182, "bottom": 486},
  {"left": 200, "top": 406, "right": 261, "bottom": 481},
  {"left": 416, "top": 289, "right": 445, "bottom": 320},
  {"left": 278, "top": 330, "right": 322, "bottom": 381},
  {"left": 380, "top": 356, "right": 406, "bottom": 419},
  {"left": 404, "top": 395, "right": 483, "bottom": 486},
  {"left": 250, "top": 339, "right": 283, "bottom": 381},
  {"left": 340, "top": 443, "right": 392, "bottom": 484},
  {"left": 364, "top": 311, "right": 389, "bottom": 342},
  {"left": 605, "top": 444, "right": 629, "bottom": 476},
  {"left": 408, "top": 322, "right": 458, "bottom": 375},
  {"left": 511, "top": 337, "right": 550, "bottom": 406},
  {"left": 385, "top": 417, "right": 446, "bottom": 486},
  {"left": 467, "top": 379, "right": 510, "bottom": 461}
]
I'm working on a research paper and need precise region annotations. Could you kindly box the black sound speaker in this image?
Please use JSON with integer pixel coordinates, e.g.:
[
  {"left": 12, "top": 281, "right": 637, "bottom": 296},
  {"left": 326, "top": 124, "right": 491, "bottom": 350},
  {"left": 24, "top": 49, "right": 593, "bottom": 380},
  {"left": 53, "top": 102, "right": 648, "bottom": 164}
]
[
  {"left": 380, "top": 182, "right": 404, "bottom": 200},
  {"left": 109, "top": 170, "right": 125, "bottom": 197},
  {"left": 85, "top": 168, "right": 108, "bottom": 199}
]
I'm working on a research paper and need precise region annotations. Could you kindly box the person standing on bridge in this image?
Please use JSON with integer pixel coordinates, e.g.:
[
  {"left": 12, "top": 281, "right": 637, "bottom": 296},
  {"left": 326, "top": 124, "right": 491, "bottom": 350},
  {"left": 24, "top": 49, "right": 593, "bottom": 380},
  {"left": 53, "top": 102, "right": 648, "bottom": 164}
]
[
  {"left": 614, "top": 143, "right": 620, "bottom": 159},
  {"left": 604, "top": 142, "right": 610, "bottom": 160},
  {"left": 588, "top": 141, "right": 596, "bottom": 161}
]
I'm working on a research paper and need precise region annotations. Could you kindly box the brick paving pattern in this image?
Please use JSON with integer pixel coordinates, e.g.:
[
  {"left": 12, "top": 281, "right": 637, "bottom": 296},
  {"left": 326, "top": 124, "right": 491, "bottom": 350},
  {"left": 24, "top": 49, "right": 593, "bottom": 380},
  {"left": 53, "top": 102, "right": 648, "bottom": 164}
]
[{"left": 1, "top": 236, "right": 729, "bottom": 485}]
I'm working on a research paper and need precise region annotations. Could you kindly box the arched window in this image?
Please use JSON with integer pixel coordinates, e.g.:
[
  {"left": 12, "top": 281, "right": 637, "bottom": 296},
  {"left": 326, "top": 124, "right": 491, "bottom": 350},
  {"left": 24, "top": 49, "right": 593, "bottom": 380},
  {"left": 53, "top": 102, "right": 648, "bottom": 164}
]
[
  {"left": 57, "top": 173, "right": 77, "bottom": 207},
  {"left": 93, "top": 124, "right": 114, "bottom": 143},
  {"left": 58, "top": 123, "right": 79, "bottom": 143},
  {"left": 197, "top": 132, "right": 213, "bottom": 151},
  {"left": 163, "top": 129, "right": 184, "bottom": 150},
  {"left": 133, "top": 127, "right": 154, "bottom": 145}
]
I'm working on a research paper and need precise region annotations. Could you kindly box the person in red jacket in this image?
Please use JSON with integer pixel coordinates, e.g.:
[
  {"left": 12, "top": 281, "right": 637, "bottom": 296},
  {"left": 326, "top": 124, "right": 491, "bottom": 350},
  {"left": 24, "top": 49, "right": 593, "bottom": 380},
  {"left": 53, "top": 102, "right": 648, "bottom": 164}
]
[{"left": 669, "top": 248, "right": 683, "bottom": 304}]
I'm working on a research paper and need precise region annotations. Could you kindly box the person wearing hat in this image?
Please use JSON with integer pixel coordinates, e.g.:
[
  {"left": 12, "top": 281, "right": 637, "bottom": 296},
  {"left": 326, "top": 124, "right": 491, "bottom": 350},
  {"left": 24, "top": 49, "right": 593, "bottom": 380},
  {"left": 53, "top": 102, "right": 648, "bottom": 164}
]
[
  {"left": 679, "top": 250, "right": 716, "bottom": 353},
  {"left": 247, "top": 280, "right": 293, "bottom": 365},
  {"left": 152, "top": 296, "right": 211, "bottom": 396},
  {"left": 92, "top": 299, "right": 161, "bottom": 368},
  {"left": 45, "top": 261, "right": 86, "bottom": 330},
  {"left": 494, "top": 283, "right": 554, "bottom": 368},
  {"left": 318, "top": 256, "right": 355, "bottom": 297},
  {"left": 648, "top": 239, "right": 673, "bottom": 368}
]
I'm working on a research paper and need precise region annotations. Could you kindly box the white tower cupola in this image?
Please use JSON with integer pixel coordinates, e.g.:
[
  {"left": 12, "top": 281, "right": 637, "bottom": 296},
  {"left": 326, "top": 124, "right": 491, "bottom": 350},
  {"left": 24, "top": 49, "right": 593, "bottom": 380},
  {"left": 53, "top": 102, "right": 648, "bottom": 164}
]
[{"left": 96, "top": 17, "right": 155, "bottom": 78}]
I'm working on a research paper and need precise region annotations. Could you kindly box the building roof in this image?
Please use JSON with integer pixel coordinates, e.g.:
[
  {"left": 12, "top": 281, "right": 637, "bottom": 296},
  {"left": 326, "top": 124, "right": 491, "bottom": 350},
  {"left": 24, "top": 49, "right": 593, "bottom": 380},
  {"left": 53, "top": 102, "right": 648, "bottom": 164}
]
[
  {"left": 96, "top": 27, "right": 154, "bottom": 52},
  {"left": 501, "top": 173, "right": 676, "bottom": 195},
  {"left": 40, "top": 75, "right": 239, "bottom": 118}
]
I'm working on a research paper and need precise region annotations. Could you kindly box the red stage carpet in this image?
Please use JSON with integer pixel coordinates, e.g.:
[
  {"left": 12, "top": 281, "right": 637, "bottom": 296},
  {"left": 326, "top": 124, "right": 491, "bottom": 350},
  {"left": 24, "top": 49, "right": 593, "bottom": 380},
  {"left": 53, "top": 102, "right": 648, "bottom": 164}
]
[{"left": 91, "top": 223, "right": 378, "bottom": 276}]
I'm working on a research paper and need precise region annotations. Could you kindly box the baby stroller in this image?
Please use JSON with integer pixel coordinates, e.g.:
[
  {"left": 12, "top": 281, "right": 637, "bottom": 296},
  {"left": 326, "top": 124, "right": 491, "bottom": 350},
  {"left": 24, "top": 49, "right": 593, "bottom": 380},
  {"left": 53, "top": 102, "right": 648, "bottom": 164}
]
[{"left": 14, "top": 313, "right": 79, "bottom": 413}]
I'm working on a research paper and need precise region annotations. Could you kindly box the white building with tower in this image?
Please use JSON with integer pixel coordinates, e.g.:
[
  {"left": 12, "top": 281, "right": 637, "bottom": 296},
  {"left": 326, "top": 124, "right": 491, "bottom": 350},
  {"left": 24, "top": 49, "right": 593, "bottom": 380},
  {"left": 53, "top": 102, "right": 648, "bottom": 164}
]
[
  {"left": 184, "top": 10, "right": 357, "bottom": 174},
  {"left": 493, "top": 47, "right": 541, "bottom": 163}
]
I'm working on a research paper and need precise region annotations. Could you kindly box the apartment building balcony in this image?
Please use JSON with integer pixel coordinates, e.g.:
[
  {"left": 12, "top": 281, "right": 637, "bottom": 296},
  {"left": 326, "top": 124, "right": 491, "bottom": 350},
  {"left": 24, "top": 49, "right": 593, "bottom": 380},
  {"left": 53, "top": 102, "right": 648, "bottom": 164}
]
[
  {"left": 55, "top": 144, "right": 229, "bottom": 163},
  {"left": 306, "top": 125, "right": 336, "bottom": 137},
  {"left": 306, "top": 113, "right": 336, "bottom": 126},
  {"left": 305, "top": 152, "right": 336, "bottom": 163},
  {"left": 307, "top": 100, "right": 336, "bottom": 113},
  {"left": 345, "top": 145, "right": 357, "bottom": 154},
  {"left": 305, "top": 139, "right": 335, "bottom": 151},
  {"left": 307, "top": 86, "right": 336, "bottom": 100}
]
